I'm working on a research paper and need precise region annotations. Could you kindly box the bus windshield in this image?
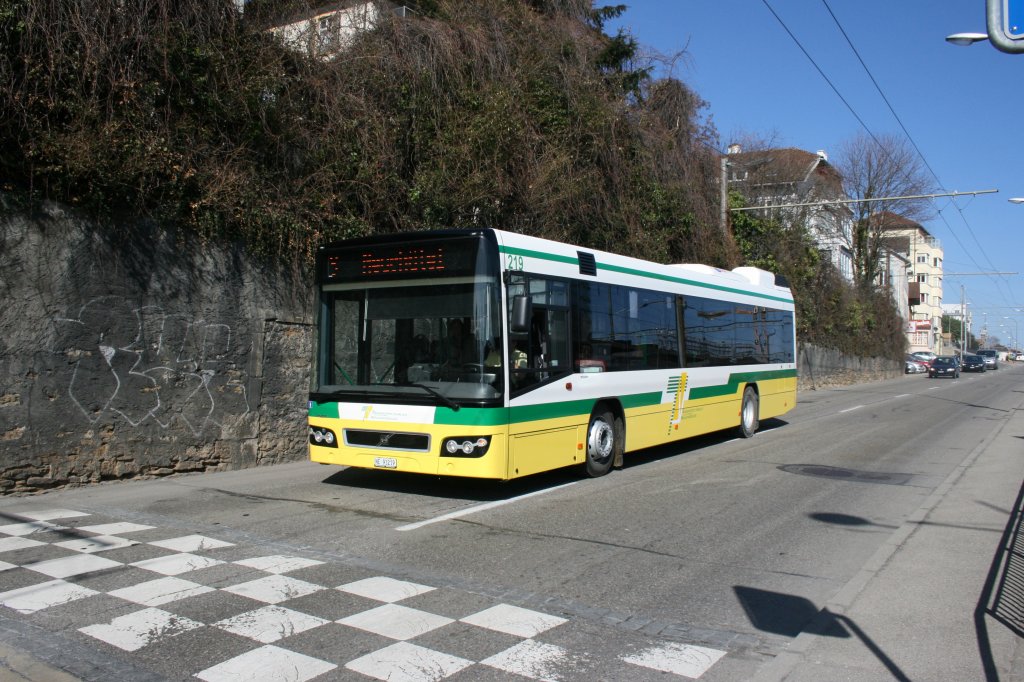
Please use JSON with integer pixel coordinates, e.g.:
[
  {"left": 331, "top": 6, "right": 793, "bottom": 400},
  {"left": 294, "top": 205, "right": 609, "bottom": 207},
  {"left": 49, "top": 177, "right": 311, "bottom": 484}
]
[{"left": 312, "top": 235, "right": 504, "bottom": 404}]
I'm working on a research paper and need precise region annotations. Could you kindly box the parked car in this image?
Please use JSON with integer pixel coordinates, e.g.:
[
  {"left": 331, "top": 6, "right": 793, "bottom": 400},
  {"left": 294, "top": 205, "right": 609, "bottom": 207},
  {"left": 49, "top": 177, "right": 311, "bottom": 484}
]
[
  {"left": 976, "top": 349, "right": 999, "bottom": 370},
  {"left": 911, "top": 351, "right": 937, "bottom": 367},
  {"left": 928, "top": 355, "right": 960, "bottom": 379},
  {"left": 905, "top": 356, "right": 928, "bottom": 374},
  {"left": 961, "top": 354, "right": 986, "bottom": 372}
]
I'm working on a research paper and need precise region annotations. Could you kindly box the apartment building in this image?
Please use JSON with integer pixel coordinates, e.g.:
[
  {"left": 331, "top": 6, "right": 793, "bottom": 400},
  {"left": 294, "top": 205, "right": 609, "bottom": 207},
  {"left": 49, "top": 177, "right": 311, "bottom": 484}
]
[{"left": 878, "top": 213, "right": 944, "bottom": 354}]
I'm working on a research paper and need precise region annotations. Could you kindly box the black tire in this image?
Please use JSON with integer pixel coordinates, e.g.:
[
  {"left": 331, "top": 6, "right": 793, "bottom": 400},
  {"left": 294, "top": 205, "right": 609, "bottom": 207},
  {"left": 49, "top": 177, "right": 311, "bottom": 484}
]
[
  {"left": 585, "top": 409, "right": 616, "bottom": 477},
  {"left": 738, "top": 386, "right": 759, "bottom": 438}
]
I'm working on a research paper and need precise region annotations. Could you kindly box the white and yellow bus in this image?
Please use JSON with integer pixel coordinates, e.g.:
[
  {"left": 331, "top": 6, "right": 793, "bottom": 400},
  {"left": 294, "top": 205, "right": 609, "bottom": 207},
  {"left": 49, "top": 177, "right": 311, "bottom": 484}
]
[{"left": 309, "top": 229, "right": 796, "bottom": 479}]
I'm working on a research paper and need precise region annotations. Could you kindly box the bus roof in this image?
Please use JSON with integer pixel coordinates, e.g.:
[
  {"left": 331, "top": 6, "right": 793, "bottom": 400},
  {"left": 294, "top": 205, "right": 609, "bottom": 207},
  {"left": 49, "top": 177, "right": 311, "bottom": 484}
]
[{"left": 491, "top": 229, "right": 794, "bottom": 306}]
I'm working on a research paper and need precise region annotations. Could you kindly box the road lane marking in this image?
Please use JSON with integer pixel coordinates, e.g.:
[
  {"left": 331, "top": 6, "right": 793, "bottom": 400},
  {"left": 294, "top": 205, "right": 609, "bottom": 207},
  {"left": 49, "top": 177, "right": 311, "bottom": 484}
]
[
  {"left": 395, "top": 481, "right": 580, "bottom": 531},
  {"left": 839, "top": 405, "right": 864, "bottom": 414}
]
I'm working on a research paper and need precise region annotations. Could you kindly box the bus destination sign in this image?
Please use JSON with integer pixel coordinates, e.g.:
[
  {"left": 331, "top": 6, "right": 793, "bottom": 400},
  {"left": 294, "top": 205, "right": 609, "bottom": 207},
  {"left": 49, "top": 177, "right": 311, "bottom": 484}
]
[{"left": 325, "top": 245, "right": 451, "bottom": 281}]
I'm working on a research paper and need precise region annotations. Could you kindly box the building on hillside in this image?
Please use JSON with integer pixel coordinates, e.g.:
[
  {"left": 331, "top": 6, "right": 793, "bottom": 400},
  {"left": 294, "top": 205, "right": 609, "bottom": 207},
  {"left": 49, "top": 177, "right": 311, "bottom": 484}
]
[
  {"left": 877, "top": 246, "right": 911, "bottom": 325},
  {"left": 877, "top": 212, "right": 944, "bottom": 354},
  {"left": 725, "top": 145, "right": 854, "bottom": 283},
  {"left": 251, "top": 1, "right": 414, "bottom": 60}
]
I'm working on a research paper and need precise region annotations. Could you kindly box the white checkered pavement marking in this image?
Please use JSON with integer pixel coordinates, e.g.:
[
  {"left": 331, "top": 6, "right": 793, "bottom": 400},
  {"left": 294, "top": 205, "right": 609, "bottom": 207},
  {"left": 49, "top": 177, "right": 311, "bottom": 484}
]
[
  {"left": 78, "top": 607, "right": 203, "bottom": 652},
  {"left": 11, "top": 509, "right": 90, "bottom": 522},
  {"left": 148, "top": 535, "right": 234, "bottom": 552},
  {"left": 222, "top": 574, "right": 323, "bottom": 604},
  {"left": 233, "top": 555, "right": 324, "bottom": 574},
  {"left": 460, "top": 603, "right": 568, "bottom": 638},
  {"left": 130, "top": 553, "right": 224, "bottom": 576},
  {"left": 55, "top": 535, "right": 139, "bottom": 554},
  {"left": 213, "top": 605, "right": 331, "bottom": 644},
  {"left": 0, "top": 579, "right": 98, "bottom": 614},
  {"left": 108, "top": 576, "right": 215, "bottom": 606},
  {"left": 0, "top": 520, "right": 60, "bottom": 536},
  {"left": 481, "top": 638, "right": 573, "bottom": 681},
  {"left": 345, "top": 641, "right": 473, "bottom": 682},
  {"left": 0, "top": 536, "right": 44, "bottom": 553},
  {"left": 338, "top": 576, "right": 436, "bottom": 602},
  {"left": 77, "top": 522, "right": 154, "bottom": 535},
  {"left": 620, "top": 642, "right": 727, "bottom": 678},
  {"left": 195, "top": 644, "right": 337, "bottom": 682},
  {"left": 0, "top": 507, "right": 733, "bottom": 680},
  {"left": 337, "top": 603, "right": 454, "bottom": 640},
  {"left": 23, "top": 553, "right": 122, "bottom": 579}
]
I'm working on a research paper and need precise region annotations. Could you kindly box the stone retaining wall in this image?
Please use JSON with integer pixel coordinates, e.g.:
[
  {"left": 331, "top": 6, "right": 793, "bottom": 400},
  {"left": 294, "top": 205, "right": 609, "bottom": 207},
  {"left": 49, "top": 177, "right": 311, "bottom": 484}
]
[
  {"left": 798, "top": 342, "right": 902, "bottom": 390},
  {"left": 0, "top": 203, "right": 311, "bottom": 495}
]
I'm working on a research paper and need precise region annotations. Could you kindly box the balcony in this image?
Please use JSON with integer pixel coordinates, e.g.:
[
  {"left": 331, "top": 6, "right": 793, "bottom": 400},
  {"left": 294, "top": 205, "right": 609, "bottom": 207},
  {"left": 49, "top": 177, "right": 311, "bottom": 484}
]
[{"left": 908, "top": 282, "right": 921, "bottom": 307}]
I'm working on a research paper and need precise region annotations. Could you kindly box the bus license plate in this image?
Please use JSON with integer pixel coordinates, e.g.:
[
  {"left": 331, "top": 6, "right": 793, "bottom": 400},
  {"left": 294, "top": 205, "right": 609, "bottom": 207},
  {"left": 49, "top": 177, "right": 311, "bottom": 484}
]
[{"left": 374, "top": 456, "right": 398, "bottom": 469}]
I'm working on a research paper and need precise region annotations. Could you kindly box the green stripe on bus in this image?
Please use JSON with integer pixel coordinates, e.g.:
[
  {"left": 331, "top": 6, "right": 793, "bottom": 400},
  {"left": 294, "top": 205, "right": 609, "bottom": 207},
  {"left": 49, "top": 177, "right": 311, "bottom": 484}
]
[
  {"left": 499, "top": 246, "right": 794, "bottom": 304},
  {"left": 433, "top": 406, "right": 508, "bottom": 426},
  {"left": 688, "top": 369, "right": 798, "bottom": 399},
  {"left": 508, "top": 391, "right": 663, "bottom": 424},
  {"left": 502, "top": 246, "right": 579, "bottom": 267},
  {"left": 311, "top": 369, "right": 796, "bottom": 425},
  {"left": 309, "top": 402, "right": 336, "bottom": 418}
]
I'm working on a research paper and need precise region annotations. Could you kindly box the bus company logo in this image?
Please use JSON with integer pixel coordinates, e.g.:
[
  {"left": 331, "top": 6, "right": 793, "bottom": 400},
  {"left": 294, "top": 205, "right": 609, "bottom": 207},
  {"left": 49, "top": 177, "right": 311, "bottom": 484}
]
[{"left": 361, "top": 406, "right": 374, "bottom": 420}]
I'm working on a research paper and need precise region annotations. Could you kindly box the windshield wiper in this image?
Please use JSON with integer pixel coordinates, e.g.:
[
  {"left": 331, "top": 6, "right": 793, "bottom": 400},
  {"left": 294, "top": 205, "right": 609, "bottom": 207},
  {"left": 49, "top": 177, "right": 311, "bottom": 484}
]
[
  {"left": 319, "top": 384, "right": 460, "bottom": 412},
  {"left": 403, "top": 382, "right": 460, "bottom": 411}
]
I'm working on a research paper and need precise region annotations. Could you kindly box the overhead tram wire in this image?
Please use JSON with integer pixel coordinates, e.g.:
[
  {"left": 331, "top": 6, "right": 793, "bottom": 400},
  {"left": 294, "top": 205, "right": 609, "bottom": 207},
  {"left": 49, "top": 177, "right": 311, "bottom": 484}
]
[
  {"left": 763, "top": 0, "right": 1015, "bottom": 308},
  {"left": 761, "top": 0, "right": 985, "bottom": 271},
  {"left": 819, "top": 0, "right": 940, "bottom": 183},
  {"left": 759, "top": 0, "right": 884, "bottom": 152},
  {"left": 819, "top": 0, "right": 1012, "bottom": 305}
]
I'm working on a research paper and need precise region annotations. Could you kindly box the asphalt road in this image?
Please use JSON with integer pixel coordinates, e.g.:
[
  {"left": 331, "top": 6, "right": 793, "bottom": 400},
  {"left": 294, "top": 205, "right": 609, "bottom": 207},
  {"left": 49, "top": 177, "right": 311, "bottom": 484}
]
[{"left": 1, "top": 363, "right": 1021, "bottom": 681}]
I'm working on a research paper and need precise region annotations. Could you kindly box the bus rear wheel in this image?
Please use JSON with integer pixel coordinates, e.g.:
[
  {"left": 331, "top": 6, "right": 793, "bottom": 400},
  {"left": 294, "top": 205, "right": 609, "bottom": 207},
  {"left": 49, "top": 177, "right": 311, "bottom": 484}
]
[
  {"left": 738, "top": 386, "right": 759, "bottom": 438},
  {"left": 585, "top": 409, "right": 616, "bottom": 477}
]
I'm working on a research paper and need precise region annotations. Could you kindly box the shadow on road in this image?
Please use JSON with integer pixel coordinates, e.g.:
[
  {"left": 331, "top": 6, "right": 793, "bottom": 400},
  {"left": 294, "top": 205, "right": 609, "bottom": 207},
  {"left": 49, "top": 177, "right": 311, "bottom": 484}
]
[
  {"left": 322, "top": 418, "right": 790, "bottom": 501},
  {"left": 321, "top": 466, "right": 582, "bottom": 503},
  {"left": 733, "top": 586, "right": 911, "bottom": 681}
]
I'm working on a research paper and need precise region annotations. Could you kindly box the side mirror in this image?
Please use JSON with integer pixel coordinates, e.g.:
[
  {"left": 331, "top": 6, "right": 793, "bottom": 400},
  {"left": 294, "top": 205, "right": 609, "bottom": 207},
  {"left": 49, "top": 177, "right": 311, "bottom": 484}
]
[{"left": 511, "top": 295, "right": 531, "bottom": 334}]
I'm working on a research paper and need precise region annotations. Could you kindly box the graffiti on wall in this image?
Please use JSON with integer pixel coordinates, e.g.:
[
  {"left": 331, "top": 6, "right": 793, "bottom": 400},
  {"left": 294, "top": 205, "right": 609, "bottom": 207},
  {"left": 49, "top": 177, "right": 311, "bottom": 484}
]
[{"left": 53, "top": 296, "right": 252, "bottom": 435}]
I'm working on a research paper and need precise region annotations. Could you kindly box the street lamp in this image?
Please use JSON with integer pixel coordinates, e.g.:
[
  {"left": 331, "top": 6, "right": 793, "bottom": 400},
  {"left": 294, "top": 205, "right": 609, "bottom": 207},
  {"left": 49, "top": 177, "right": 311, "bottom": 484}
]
[
  {"left": 946, "top": 32, "right": 989, "bottom": 46},
  {"left": 1009, "top": 198, "right": 1024, "bottom": 204},
  {"left": 1003, "top": 317, "right": 1020, "bottom": 351}
]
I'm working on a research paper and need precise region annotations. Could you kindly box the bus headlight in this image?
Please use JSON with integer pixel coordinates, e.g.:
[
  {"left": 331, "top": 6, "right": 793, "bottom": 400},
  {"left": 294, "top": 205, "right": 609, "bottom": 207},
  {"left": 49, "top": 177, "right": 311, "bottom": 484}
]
[
  {"left": 309, "top": 426, "right": 338, "bottom": 448},
  {"left": 442, "top": 436, "right": 490, "bottom": 458}
]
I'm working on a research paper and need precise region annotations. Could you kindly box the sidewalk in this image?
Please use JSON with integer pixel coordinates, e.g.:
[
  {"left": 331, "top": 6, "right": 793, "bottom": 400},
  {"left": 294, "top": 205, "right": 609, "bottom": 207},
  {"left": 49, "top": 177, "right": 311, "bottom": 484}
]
[{"left": 755, "top": 382, "right": 1024, "bottom": 681}]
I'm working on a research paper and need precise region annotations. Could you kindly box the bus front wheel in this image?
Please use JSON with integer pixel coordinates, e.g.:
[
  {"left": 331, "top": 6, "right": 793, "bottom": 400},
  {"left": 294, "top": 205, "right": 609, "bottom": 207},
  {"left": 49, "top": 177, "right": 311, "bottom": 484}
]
[
  {"left": 738, "top": 386, "right": 759, "bottom": 438},
  {"left": 585, "top": 409, "right": 616, "bottom": 477}
]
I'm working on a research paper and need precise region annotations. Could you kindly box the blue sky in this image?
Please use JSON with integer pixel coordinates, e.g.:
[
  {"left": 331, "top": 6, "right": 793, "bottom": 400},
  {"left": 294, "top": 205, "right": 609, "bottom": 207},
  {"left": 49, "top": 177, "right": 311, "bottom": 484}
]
[{"left": 606, "top": 1, "right": 1023, "bottom": 348}]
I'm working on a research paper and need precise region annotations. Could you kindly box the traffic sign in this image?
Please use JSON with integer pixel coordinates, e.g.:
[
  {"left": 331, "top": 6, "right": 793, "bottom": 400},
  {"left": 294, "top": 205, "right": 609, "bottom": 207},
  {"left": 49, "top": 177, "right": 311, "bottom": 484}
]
[
  {"left": 1006, "top": 0, "right": 1024, "bottom": 38},
  {"left": 988, "top": 0, "right": 1024, "bottom": 53}
]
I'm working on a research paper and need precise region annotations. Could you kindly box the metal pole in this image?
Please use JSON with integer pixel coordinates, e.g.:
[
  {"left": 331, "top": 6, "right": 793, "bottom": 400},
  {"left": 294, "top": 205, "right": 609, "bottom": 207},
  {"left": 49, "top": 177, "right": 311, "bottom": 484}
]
[
  {"left": 729, "top": 188, "right": 999, "bottom": 212},
  {"left": 720, "top": 157, "right": 729, "bottom": 235},
  {"left": 960, "top": 284, "right": 965, "bottom": 360}
]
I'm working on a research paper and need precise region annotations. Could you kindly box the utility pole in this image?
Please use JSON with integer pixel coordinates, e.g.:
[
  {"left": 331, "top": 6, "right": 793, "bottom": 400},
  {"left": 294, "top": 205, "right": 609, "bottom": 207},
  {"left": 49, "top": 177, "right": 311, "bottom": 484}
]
[
  {"left": 955, "top": 284, "right": 966, "bottom": 360},
  {"left": 719, "top": 157, "right": 729, "bottom": 236}
]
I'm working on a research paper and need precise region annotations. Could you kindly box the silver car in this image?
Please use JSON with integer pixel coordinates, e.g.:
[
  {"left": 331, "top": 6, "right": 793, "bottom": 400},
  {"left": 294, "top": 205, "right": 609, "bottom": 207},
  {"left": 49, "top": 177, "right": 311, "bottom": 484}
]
[{"left": 976, "top": 349, "right": 999, "bottom": 370}]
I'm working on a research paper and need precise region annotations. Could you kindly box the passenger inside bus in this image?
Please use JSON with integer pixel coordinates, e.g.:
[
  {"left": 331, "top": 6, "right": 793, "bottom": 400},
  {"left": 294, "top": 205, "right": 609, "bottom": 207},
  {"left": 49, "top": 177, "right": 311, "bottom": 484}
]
[{"left": 440, "top": 318, "right": 475, "bottom": 379}]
